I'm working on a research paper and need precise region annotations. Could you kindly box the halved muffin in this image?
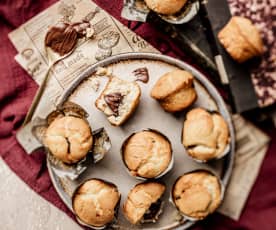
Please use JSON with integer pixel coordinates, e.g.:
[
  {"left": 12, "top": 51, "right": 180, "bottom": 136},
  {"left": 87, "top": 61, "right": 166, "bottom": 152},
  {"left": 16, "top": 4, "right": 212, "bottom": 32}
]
[
  {"left": 123, "top": 181, "right": 166, "bottom": 224},
  {"left": 95, "top": 76, "right": 141, "bottom": 126},
  {"left": 151, "top": 70, "right": 197, "bottom": 113},
  {"left": 172, "top": 170, "right": 222, "bottom": 220}
]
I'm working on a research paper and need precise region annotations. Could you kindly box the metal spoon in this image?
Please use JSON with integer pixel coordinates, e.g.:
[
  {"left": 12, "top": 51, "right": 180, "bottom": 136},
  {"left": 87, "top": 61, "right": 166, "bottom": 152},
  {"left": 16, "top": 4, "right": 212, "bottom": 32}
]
[
  {"left": 22, "top": 47, "right": 75, "bottom": 125},
  {"left": 23, "top": 20, "right": 95, "bottom": 125}
]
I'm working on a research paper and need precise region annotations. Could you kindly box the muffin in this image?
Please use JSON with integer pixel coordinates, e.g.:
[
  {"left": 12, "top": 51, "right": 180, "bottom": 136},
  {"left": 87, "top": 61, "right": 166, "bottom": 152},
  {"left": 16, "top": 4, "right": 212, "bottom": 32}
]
[
  {"left": 144, "top": 0, "right": 188, "bottom": 15},
  {"left": 123, "top": 182, "right": 166, "bottom": 224},
  {"left": 182, "top": 108, "right": 229, "bottom": 161},
  {"left": 151, "top": 70, "right": 197, "bottom": 113},
  {"left": 72, "top": 179, "right": 121, "bottom": 228},
  {"left": 95, "top": 76, "right": 141, "bottom": 126},
  {"left": 44, "top": 116, "right": 93, "bottom": 164},
  {"left": 218, "top": 16, "right": 264, "bottom": 63},
  {"left": 122, "top": 130, "right": 172, "bottom": 179},
  {"left": 172, "top": 170, "right": 222, "bottom": 219}
]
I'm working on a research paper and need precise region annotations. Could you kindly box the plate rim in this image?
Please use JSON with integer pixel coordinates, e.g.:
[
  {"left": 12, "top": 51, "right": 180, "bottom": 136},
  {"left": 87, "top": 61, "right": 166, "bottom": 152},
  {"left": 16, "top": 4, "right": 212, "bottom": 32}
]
[{"left": 47, "top": 52, "right": 235, "bottom": 229}]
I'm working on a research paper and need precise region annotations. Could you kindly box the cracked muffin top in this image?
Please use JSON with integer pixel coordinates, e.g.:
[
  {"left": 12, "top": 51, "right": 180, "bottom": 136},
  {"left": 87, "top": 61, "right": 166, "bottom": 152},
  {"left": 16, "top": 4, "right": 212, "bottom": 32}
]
[
  {"left": 172, "top": 171, "right": 222, "bottom": 219},
  {"left": 73, "top": 179, "right": 120, "bottom": 227},
  {"left": 123, "top": 130, "right": 172, "bottom": 178},
  {"left": 182, "top": 108, "right": 230, "bottom": 161},
  {"left": 44, "top": 116, "right": 93, "bottom": 164}
]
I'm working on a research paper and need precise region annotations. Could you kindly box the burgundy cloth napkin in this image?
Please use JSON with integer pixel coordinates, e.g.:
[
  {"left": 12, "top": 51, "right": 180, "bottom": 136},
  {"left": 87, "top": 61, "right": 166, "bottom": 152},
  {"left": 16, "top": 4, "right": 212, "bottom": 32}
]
[{"left": 0, "top": 0, "right": 275, "bottom": 229}]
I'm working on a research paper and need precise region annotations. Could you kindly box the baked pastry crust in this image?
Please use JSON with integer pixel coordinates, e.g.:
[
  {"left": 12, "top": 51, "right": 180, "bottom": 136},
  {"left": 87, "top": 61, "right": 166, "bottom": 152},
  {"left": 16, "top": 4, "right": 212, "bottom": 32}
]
[
  {"left": 123, "top": 182, "right": 165, "bottom": 224},
  {"left": 151, "top": 70, "right": 197, "bottom": 112},
  {"left": 95, "top": 76, "right": 141, "bottom": 126},
  {"left": 182, "top": 108, "right": 229, "bottom": 161},
  {"left": 218, "top": 16, "right": 264, "bottom": 63},
  {"left": 172, "top": 171, "right": 221, "bottom": 219},
  {"left": 44, "top": 116, "right": 93, "bottom": 164},
  {"left": 73, "top": 179, "right": 120, "bottom": 227},
  {"left": 123, "top": 130, "right": 172, "bottom": 178},
  {"left": 144, "top": 0, "right": 187, "bottom": 15}
]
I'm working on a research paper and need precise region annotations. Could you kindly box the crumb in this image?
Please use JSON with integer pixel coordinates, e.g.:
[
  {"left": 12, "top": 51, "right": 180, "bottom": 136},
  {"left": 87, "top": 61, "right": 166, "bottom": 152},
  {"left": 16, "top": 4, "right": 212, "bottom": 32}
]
[{"left": 95, "top": 66, "right": 112, "bottom": 77}]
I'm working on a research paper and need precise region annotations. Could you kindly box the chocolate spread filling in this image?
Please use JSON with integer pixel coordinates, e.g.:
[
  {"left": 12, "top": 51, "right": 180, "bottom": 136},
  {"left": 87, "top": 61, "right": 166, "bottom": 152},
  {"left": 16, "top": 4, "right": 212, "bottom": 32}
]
[
  {"left": 133, "top": 67, "right": 149, "bottom": 83},
  {"left": 65, "top": 137, "right": 71, "bottom": 155},
  {"left": 142, "top": 199, "right": 163, "bottom": 222},
  {"left": 186, "top": 145, "right": 197, "bottom": 150},
  {"left": 104, "top": 93, "right": 124, "bottom": 116},
  {"left": 45, "top": 21, "right": 92, "bottom": 56}
]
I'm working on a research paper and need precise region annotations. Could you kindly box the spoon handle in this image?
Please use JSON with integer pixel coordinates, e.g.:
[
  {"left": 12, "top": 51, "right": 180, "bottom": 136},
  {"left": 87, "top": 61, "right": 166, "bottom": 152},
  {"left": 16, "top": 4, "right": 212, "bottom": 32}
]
[{"left": 22, "top": 65, "right": 53, "bottom": 125}]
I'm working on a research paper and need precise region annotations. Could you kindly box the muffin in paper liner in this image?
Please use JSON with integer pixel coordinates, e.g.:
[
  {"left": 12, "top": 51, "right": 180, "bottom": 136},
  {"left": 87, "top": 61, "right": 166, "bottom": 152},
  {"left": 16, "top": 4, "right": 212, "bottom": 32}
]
[
  {"left": 181, "top": 108, "right": 231, "bottom": 163},
  {"left": 32, "top": 101, "right": 111, "bottom": 180},
  {"left": 157, "top": 0, "right": 200, "bottom": 25},
  {"left": 72, "top": 178, "right": 121, "bottom": 229},
  {"left": 170, "top": 169, "right": 225, "bottom": 221},
  {"left": 121, "top": 129, "right": 174, "bottom": 180},
  {"left": 122, "top": 0, "right": 200, "bottom": 25}
]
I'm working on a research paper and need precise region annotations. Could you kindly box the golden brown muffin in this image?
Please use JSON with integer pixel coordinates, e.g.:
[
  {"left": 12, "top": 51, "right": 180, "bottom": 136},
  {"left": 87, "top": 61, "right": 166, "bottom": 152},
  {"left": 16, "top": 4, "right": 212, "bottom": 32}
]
[
  {"left": 123, "top": 182, "right": 166, "bottom": 224},
  {"left": 44, "top": 116, "right": 93, "bottom": 164},
  {"left": 218, "top": 16, "right": 264, "bottom": 63},
  {"left": 172, "top": 171, "right": 222, "bottom": 219},
  {"left": 144, "top": 0, "right": 187, "bottom": 15},
  {"left": 73, "top": 179, "right": 120, "bottom": 228},
  {"left": 151, "top": 70, "right": 197, "bottom": 112},
  {"left": 123, "top": 130, "right": 172, "bottom": 178},
  {"left": 95, "top": 76, "right": 141, "bottom": 126},
  {"left": 182, "top": 108, "right": 229, "bottom": 161}
]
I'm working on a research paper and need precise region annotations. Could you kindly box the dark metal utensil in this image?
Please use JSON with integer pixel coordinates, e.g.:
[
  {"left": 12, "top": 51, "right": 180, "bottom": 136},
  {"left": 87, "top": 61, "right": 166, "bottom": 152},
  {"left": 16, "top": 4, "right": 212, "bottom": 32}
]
[{"left": 201, "top": 0, "right": 259, "bottom": 113}]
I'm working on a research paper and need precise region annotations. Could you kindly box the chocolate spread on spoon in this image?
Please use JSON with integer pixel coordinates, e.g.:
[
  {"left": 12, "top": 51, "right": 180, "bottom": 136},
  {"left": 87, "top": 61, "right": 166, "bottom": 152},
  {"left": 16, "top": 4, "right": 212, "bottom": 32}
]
[{"left": 45, "top": 21, "right": 93, "bottom": 56}]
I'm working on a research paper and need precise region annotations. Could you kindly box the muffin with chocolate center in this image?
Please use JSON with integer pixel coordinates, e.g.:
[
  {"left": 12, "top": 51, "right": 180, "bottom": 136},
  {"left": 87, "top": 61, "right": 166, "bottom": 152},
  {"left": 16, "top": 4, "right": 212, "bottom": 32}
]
[
  {"left": 123, "top": 182, "right": 166, "bottom": 224},
  {"left": 95, "top": 76, "right": 141, "bottom": 126}
]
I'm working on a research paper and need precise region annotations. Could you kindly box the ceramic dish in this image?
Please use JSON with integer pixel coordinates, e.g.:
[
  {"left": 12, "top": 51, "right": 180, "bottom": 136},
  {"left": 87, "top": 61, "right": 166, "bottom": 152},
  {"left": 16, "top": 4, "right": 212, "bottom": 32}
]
[{"left": 46, "top": 52, "right": 235, "bottom": 229}]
